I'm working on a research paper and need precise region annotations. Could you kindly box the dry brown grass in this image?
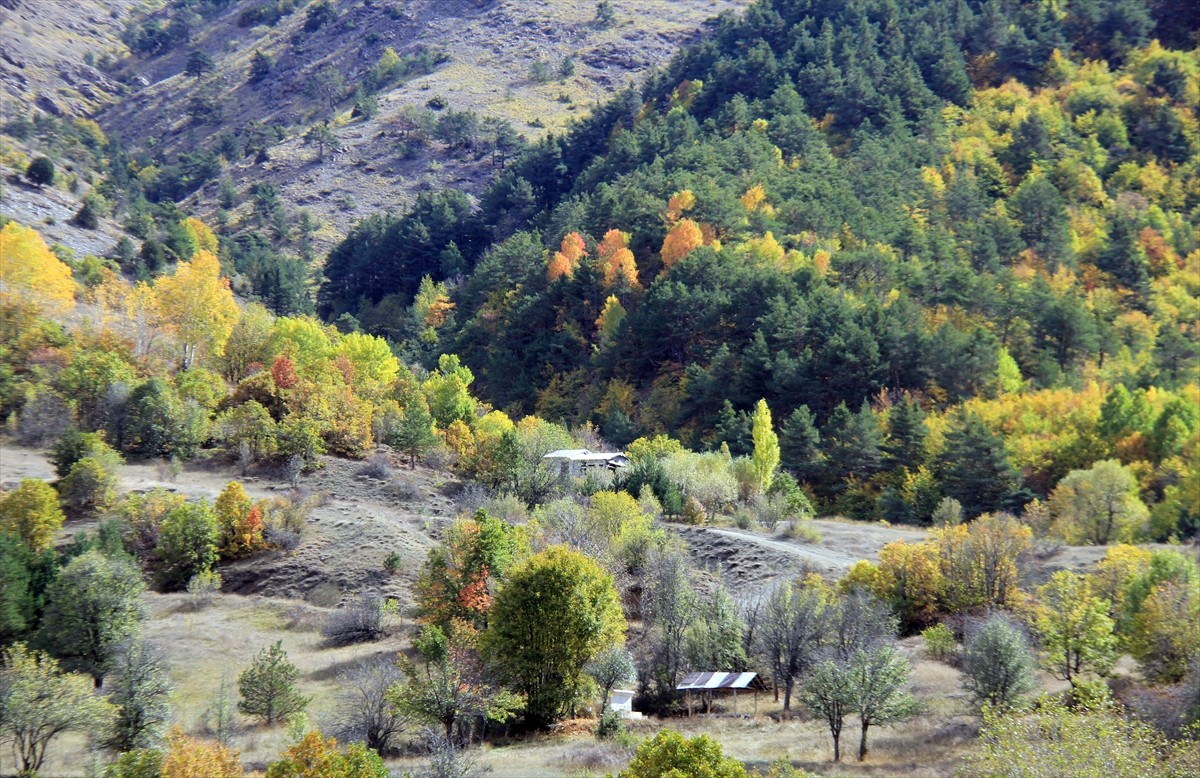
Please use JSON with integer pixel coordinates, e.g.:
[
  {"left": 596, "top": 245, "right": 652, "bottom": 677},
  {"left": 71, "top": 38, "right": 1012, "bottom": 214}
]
[{"left": 22, "top": 592, "right": 406, "bottom": 776}]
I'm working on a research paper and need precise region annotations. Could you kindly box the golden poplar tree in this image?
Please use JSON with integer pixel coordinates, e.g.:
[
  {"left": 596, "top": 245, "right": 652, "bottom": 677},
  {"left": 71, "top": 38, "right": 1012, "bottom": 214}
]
[{"left": 154, "top": 249, "right": 239, "bottom": 368}]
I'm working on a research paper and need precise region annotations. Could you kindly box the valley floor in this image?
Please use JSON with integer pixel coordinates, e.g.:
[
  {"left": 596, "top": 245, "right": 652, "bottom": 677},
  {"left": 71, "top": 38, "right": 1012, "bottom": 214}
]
[{"left": 0, "top": 442, "right": 1142, "bottom": 775}]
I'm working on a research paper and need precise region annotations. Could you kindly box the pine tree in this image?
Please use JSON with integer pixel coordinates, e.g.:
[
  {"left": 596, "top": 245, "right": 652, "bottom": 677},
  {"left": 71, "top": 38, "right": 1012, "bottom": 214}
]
[
  {"left": 391, "top": 400, "right": 437, "bottom": 468},
  {"left": 938, "top": 412, "right": 1022, "bottom": 520},
  {"left": 780, "top": 405, "right": 822, "bottom": 481},
  {"left": 885, "top": 396, "right": 926, "bottom": 472},
  {"left": 238, "top": 640, "right": 310, "bottom": 725}
]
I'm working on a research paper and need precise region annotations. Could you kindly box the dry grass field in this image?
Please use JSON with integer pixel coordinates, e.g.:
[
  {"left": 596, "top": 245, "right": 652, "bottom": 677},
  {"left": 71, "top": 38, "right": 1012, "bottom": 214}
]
[{"left": 0, "top": 441, "right": 1152, "bottom": 776}]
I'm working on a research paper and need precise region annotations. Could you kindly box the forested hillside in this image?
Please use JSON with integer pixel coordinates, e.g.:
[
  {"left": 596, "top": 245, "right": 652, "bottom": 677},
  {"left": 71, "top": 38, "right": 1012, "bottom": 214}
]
[
  {"left": 323, "top": 0, "right": 1199, "bottom": 530},
  {"left": 1, "top": 0, "right": 1199, "bottom": 775}
]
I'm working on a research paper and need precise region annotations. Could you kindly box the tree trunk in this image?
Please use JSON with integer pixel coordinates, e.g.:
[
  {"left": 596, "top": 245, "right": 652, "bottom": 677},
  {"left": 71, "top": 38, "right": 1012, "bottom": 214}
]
[
  {"left": 783, "top": 679, "right": 793, "bottom": 711},
  {"left": 832, "top": 725, "right": 841, "bottom": 762},
  {"left": 858, "top": 721, "right": 870, "bottom": 761}
]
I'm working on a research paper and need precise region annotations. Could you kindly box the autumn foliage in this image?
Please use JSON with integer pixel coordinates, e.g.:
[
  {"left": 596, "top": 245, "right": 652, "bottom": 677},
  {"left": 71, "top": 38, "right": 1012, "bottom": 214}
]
[
  {"left": 0, "top": 222, "right": 75, "bottom": 316},
  {"left": 160, "top": 727, "right": 244, "bottom": 778}
]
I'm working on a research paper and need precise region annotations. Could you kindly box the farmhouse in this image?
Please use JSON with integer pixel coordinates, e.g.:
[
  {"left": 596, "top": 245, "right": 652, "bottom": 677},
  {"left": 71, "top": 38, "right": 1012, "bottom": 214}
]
[{"left": 542, "top": 448, "right": 629, "bottom": 477}]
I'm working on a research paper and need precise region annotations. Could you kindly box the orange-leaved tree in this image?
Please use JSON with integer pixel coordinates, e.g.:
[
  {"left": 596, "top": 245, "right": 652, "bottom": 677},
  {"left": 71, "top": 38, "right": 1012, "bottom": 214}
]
[
  {"left": 161, "top": 727, "right": 244, "bottom": 778},
  {"left": 660, "top": 219, "right": 704, "bottom": 271},
  {"left": 547, "top": 231, "right": 587, "bottom": 281},
  {"left": 597, "top": 229, "right": 639, "bottom": 288}
]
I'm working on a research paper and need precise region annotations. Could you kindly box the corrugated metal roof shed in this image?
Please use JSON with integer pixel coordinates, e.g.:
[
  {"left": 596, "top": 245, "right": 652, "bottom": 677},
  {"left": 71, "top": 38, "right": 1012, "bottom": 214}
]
[
  {"left": 676, "top": 672, "right": 768, "bottom": 691},
  {"left": 543, "top": 449, "right": 593, "bottom": 459}
]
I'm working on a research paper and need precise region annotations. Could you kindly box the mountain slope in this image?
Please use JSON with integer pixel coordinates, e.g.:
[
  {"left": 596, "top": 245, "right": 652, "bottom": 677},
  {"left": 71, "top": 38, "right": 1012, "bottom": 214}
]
[
  {"left": 0, "top": 0, "right": 139, "bottom": 119},
  {"left": 92, "top": 0, "right": 750, "bottom": 249}
]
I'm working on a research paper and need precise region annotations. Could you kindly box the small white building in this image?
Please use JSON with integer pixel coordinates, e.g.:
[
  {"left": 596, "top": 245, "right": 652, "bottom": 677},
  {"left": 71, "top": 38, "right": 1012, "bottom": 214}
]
[
  {"left": 609, "top": 688, "right": 641, "bottom": 719},
  {"left": 542, "top": 449, "right": 629, "bottom": 477}
]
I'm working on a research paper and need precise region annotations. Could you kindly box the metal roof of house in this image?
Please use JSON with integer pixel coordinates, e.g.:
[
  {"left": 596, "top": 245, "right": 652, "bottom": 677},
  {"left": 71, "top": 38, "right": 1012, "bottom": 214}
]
[
  {"left": 543, "top": 450, "right": 628, "bottom": 462},
  {"left": 676, "top": 672, "right": 767, "bottom": 691},
  {"left": 543, "top": 449, "right": 593, "bottom": 459}
]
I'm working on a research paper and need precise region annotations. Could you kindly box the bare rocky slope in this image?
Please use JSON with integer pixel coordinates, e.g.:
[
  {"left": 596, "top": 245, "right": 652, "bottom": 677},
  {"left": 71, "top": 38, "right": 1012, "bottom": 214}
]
[
  {"left": 88, "top": 0, "right": 750, "bottom": 251},
  {"left": 0, "top": 0, "right": 139, "bottom": 120}
]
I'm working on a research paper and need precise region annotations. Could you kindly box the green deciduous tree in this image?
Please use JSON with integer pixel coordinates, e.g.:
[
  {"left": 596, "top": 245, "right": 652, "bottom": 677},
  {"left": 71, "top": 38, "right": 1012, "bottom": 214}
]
[
  {"left": 483, "top": 545, "right": 626, "bottom": 727},
  {"left": 154, "top": 500, "right": 219, "bottom": 591},
  {"left": 1049, "top": 459, "right": 1149, "bottom": 545},
  {"left": 37, "top": 549, "right": 144, "bottom": 687},
  {"left": 847, "top": 645, "right": 920, "bottom": 761},
  {"left": 0, "top": 643, "right": 116, "bottom": 776},
  {"left": 0, "top": 479, "right": 65, "bottom": 552},
  {"left": 961, "top": 614, "right": 1037, "bottom": 711},
  {"left": 388, "top": 624, "right": 521, "bottom": 742},
  {"left": 57, "top": 438, "right": 123, "bottom": 518},
  {"left": 238, "top": 640, "right": 310, "bottom": 725},
  {"left": 802, "top": 658, "right": 855, "bottom": 762},
  {"left": 105, "top": 637, "right": 173, "bottom": 751},
  {"left": 685, "top": 585, "right": 749, "bottom": 673},
  {"left": 585, "top": 646, "right": 636, "bottom": 712},
  {"left": 1034, "top": 571, "right": 1117, "bottom": 686},
  {"left": 755, "top": 577, "right": 827, "bottom": 711}
]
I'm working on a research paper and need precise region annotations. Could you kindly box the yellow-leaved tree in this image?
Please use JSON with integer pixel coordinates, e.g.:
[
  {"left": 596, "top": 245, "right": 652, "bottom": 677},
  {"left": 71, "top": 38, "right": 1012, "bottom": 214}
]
[
  {"left": 0, "top": 222, "right": 76, "bottom": 315},
  {"left": 154, "top": 250, "right": 239, "bottom": 369},
  {"left": 179, "top": 217, "right": 219, "bottom": 256},
  {"left": 597, "top": 229, "right": 639, "bottom": 288}
]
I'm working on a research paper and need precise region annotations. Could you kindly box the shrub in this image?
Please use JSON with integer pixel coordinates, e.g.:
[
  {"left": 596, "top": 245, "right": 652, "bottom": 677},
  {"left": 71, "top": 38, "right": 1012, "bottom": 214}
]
[
  {"left": 0, "top": 479, "right": 66, "bottom": 551},
  {"left": 16, "top": 389, "right": 74, "bottom": 446},
  {"left": 72, "top": 196, "right": 102, "bottom": 229},
  {"left": 104, "top": 749, "right": 164, "bottom": 778},
  {"left": 596, "top": 707, "right": 624, "bottom": 740},
  {"left": 385, "top": 475, "right": 419, "bottom": 501},
  {"left": 618, "top": 730, "right": 748, "bottom": 778},
  {"left": 265, "top": 730, "right": 388, "bottom": 777},
  {"left": 383, "top": 551, "right": 402, "bottom": 574},
  {"left": 265, "top": 525, "right": 302, "bottom": 552},
  {"left": 783, "top": 518, "right": 822, "bottom": 543},
  {"left": 186, "top": 569, "right": 222, "bottom": 610},
  {"left": 321, "top": 593, "right": 385, "bottom": 647},
  {"left": 357, "top": 453, "right": 391, "bottom": 480},
  {"left": 25, "top": 156, "right": 54, "bottom": 187},
  {"left": 922, "top": 623, "right": 956, "bottom": 662}
]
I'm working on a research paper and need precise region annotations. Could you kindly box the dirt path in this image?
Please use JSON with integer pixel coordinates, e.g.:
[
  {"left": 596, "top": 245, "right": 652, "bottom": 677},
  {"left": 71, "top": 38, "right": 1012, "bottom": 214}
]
[
  {"left": 706, "top": 525, "right": 866, "bottom": 569},
  {"left": 667, "top": 518, "right": 932, "bottom": 595}
]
